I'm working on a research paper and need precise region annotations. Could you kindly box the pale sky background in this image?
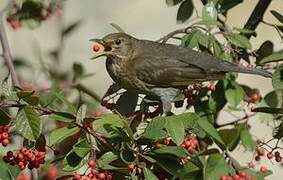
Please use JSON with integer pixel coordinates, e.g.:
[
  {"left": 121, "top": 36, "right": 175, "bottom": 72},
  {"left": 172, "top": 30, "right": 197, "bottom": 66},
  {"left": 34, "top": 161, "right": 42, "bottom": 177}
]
[{"left": 1, "top": 0, "right": 283, "bottom": 179}]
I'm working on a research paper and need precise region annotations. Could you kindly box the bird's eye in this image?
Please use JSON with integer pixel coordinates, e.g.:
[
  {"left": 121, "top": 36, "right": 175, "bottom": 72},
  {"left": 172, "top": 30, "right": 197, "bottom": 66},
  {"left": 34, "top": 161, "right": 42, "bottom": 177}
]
[{"left": 115, "top": 39, "right": 121, "bottom": 45}]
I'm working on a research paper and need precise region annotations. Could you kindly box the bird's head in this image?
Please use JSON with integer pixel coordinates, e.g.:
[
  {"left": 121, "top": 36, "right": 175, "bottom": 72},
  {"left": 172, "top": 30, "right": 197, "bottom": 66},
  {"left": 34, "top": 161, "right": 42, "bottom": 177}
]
[{"left": 90, "top": 33, "right": 135, "bottom": 60}]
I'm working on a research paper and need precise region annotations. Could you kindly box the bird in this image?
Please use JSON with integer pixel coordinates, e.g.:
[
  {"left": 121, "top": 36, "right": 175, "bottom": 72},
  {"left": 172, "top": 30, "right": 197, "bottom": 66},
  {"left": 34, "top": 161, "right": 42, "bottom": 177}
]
[{"left": 90, "top": 33, "right": 271, "bottom": 114}]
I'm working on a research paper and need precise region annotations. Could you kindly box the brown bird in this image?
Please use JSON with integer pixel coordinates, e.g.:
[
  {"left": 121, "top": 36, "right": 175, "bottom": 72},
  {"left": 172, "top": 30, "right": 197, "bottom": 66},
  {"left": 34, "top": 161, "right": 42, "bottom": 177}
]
[{"left": 90, "top": 33, "right": 271, "bottom": 114}]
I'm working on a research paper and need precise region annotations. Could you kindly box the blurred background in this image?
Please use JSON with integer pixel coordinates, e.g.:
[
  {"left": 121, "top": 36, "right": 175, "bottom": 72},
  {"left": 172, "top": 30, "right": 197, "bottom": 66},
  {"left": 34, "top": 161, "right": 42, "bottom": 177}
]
[{"left": 0, "top": 0, "right": 283, "bottom": 179}]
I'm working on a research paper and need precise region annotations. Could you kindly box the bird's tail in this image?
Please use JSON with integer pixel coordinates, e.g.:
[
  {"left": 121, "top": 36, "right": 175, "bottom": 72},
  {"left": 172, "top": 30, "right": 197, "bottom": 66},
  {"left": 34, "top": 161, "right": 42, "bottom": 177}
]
[{"left": 221, "top": 62, "right": 272, "bottom": 78}]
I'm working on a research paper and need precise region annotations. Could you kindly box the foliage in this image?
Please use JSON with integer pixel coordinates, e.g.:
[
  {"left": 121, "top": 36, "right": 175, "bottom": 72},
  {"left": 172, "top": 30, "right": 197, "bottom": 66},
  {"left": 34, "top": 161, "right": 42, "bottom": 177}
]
[{"left": 0, "top": 0, "right": 282, "bottom": 180}]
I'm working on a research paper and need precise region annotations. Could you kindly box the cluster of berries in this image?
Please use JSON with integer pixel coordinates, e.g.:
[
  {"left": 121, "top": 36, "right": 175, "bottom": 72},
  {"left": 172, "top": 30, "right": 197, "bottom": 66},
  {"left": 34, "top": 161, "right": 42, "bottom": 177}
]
[
  {"left": 3, "top": 148, "right": 46, "bottom": 170},
  {"left": 73, "top": 160, "right": 112, "bottom": 180},
  {"left": 220, "top": 171, "right": 255, "bottom": 180},
  {"left": 254, "top": 147, "right": 282, "bottom": 163},
  {"left": 0, "top": 125, "right": 10, "bottom": 146},
  {"left": 181, "top": 137, "right": 199, "bottom": 153},
  {"left": 6, "top": 1, "right": 62, "bottom": 30}
]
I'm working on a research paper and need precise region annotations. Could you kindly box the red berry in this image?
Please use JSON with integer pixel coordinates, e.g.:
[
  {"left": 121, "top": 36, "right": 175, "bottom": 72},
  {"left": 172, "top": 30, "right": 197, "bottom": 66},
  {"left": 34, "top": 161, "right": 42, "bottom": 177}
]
[
  {"left": 163, "top": 137, "right": 171, "bottom": 145},
  {"left": 73, "top": 173, "right": 81, "bottom": 180},
  {"left": 250, "top": 93, "right": 260, "bottom": 103},
  {"left": 274, "top": 151, "right": 280, "bottom": 157},
  {"left": 220, "top": 175, "right": 229, "bottom": 180},
  {"left": 97, "top": 173, "right": 106, "bottom": 179},
  {"left": 128, "top": 163, "right": 135, "bottom": 171},
  {"left": 2, "top": 132, "right": 8, "bottom": 139},
  {"left": 238, "top": 171, "right": 247, "bottom": 177},
  {"left": 232, "top": 174, "right": 240, "bottom": 180},
  {"left": 275, "top": 156, "right": 282, "bottom": 162},
  {"left": 256, "top": 147, "right": 265, "bottom": 156},
  {"left": 2, "top": 138, "right": 9, "bottom": 146},
  {"left": 88, "top": 160, "right": 96, "bottom": 168},
  {"left": 207, "top": 84, "right": 216, "bottom": 91},
  {"left": 260, "top": 166, "right": 268, "bottom": 173},
  {"left": 92, "top": 44, "right": 100, "bottom": 52},
  {"left": 255, "top": 156, "right": 260, "bottom": 161},
  {"left": 267, "top": 152, "right": 273, "bottom": 159}
]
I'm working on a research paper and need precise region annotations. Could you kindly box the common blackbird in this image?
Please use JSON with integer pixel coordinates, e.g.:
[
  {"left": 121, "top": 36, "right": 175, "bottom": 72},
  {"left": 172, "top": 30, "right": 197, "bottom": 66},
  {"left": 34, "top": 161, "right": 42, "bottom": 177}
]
[{"left": 90, "top": 33, "right": 271, "bottom": 114}]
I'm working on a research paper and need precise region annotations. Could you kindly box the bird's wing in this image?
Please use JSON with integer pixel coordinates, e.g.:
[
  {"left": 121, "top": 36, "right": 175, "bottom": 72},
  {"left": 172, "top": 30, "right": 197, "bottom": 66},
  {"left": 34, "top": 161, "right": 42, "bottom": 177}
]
[{"left": 132, "top": 55, "right": 224, "bottom": 88}]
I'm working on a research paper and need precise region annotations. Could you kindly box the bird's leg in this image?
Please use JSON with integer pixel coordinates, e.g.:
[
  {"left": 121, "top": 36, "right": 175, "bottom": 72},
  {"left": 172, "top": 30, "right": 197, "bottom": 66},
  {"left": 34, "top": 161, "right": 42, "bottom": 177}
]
[{"left": 151, "top": 88, "right": 180, "bottom": 116}]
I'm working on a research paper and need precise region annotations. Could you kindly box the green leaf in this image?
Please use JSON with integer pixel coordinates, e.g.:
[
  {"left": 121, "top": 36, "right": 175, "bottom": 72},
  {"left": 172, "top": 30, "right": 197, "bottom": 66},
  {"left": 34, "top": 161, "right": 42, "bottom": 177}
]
[
  {"left": 92, "top": 114, "right": 129, "bottom": 138},
  {"left": 73, "top": 138, "right": 91, "bottom": 157},
  {"left": 219, "top": 128, "right": 240, "bottom": 151},
  {"left": 143, "top": 117, "right": 167, "bottom": 140},
  {"left": 270, "top": 10, "right": 283, "bottom": 24},
  {"left": 76, "top": 104, "right": 87, "bottom": 123},
  {"left": 264, "top": 91, "right": 279, "bottom": 108},
  {"left": 233, "top": 27, "right": 255, "bottom": 34},
  {"left": 177, "top": 0, "right": 194, "bottom": 23},
  {"left": 203, "top": 154, "right": 229, "bottom": 180},
  {"left": 23, "top": 95, "right": 40, "bottom": 106},
  {"left": 272, "top": 65, "right": 283, "bottom": 90},
  {"left": 226, "top": 34, "right": 252, "bottom": 49},
  {"left": 202, "top": 1, "right": 218, "bottom": 26},
  {"left": 63, "top": 148, "right": 89, "bottom": 171},
  {"left": 240, "top": 127, "right": 256, "bottom": 151},
  {"left": 260, "top": 52, "right": 283, "bottom": 64},
  {"left": 73, "top": 62, "right": 84, "bottom": 80},
  {"left": 48, "top": 127, "right": 80, "bottom": 146},
  {"left": 256, "top": 41, "right": 274, "bottom": 65},
  {"left": 97, "top": 152, "right": 119, "bottom": 169},
  {"left": 0, "top": 108, "right": 11, "bottom": 125},
  {"left": 143, "top": 167, "right": 159, "bottom": 180},
  {"left": 15, "top": 105, "right": 41, "bottom": 141},
  {"left": 165, "top": 117, "right": 185, "bottom": 145},
  {"left": 218, "top": 0, "right": 243, "bottom": 14},
  {"left": 153, "top": 146, "right": 188, "bottom": 157},
  {"left": 49, "top": 112, "right": 76, "bottom": 122},
  {"left": 0, "top": 158, "right": 20, "bottom": 180},
  {"left": 116, "top": 92, "right": 138, "bottom": 117},
  {"left": 197, "top": 117, "right": 225, "bottom": 145},
  {"left": 224, "top": 80, "right": 245, "bottom": 107},
  {"left": 273, "top": 122, "right": 283, "bottom": 139}
]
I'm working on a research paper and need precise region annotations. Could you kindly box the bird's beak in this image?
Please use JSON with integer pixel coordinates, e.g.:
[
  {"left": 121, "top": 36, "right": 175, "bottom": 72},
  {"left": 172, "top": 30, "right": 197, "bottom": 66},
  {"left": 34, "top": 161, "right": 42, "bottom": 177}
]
[{"left": 89, "top": 39, "right": 112, "bottom": 59}]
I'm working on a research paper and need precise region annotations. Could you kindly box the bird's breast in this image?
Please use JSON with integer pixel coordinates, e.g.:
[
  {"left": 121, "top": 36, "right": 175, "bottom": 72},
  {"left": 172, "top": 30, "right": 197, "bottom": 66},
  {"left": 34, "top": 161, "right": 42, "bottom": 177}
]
[{"left": 106, "top": 59, "right": 149, "bottom": 94}]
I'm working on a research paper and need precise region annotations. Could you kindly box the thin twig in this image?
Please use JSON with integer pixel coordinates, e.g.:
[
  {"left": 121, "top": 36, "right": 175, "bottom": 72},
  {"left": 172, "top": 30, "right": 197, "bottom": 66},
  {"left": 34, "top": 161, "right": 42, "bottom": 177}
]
[
  {"left": 0, "top": 1, "right": 20, "bottom": 88},
  {"left": 216, "top": 113, "right": 256, "bottom": 128},
  {"left": 73, "top": 83, "right": 101, "bottom": 102}
]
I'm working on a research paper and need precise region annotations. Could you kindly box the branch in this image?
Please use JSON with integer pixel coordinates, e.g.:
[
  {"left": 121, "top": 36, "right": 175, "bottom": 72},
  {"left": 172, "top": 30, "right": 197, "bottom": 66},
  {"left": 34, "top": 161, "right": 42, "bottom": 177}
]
[
  {"left": 73, "top": 83, "right": 101, "bottom": 102},
  {"left": 215, "top": 113, "right": 256, "bottom": 128},
  {"left": 0, "top": 1, "right": 20, "bottom": 88},
  {"left": 243, "top": 0, "right": 272, "bottom": 39}
]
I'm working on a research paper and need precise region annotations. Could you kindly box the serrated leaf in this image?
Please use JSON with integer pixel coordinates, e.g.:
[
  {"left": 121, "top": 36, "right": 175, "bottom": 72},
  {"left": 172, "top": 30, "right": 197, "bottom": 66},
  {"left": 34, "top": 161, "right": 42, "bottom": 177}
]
[
  {"left": 165, "top": 118, "right": 185, "bottom": 145},
  {"left": 97, "top": 152, "right": 119, "bottom": 169},
  {"left": 177, "top": 0, "right": 194, "bottom": 23},
  {"left": 116, "top": 92, "right": 138, "bottom": 117},
  {"left": 204, "top": 154, "right": 229, "bottom": 180},
  {"left": 270, "top": 10, "right": 283, "bottom": 24},
  {"left": 272, "top": 64, "right": 283, "bottom": 90},
  {"left": 143, "top": 117, "right": 167, "bottom": 140},
  {"left": 240, "top": 127, "right": 256, "bottom": 151},
  {"left": 143, "top": 167, "right": 159, "bottom": 180},
  {"left": 15, "top": 105, "right": 41, "bottom": 141},
  {"left": 73, "top": 138, "right": 91, "bottom": 157},
  {"left": 197, "top": 117, "right": 225, "bottom": 145},
  {"left": 260, "top": 52, "right": 283, "bottom": 64},
  {"left": 48, "top": 127, "right": 80, "bottom": 146},
  {"left": 226, "top": 34, "right": 251, "bottom": 49},
  {"left": 76, "top": 104, "right": 87, "bottom": 123}
]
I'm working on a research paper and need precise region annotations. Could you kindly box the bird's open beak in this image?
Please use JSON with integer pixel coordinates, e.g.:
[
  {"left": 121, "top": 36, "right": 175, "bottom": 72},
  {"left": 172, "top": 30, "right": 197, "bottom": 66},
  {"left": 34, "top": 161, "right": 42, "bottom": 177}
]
[{"left": 90, "top": 39, "right": 111, "bottom": 60}]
